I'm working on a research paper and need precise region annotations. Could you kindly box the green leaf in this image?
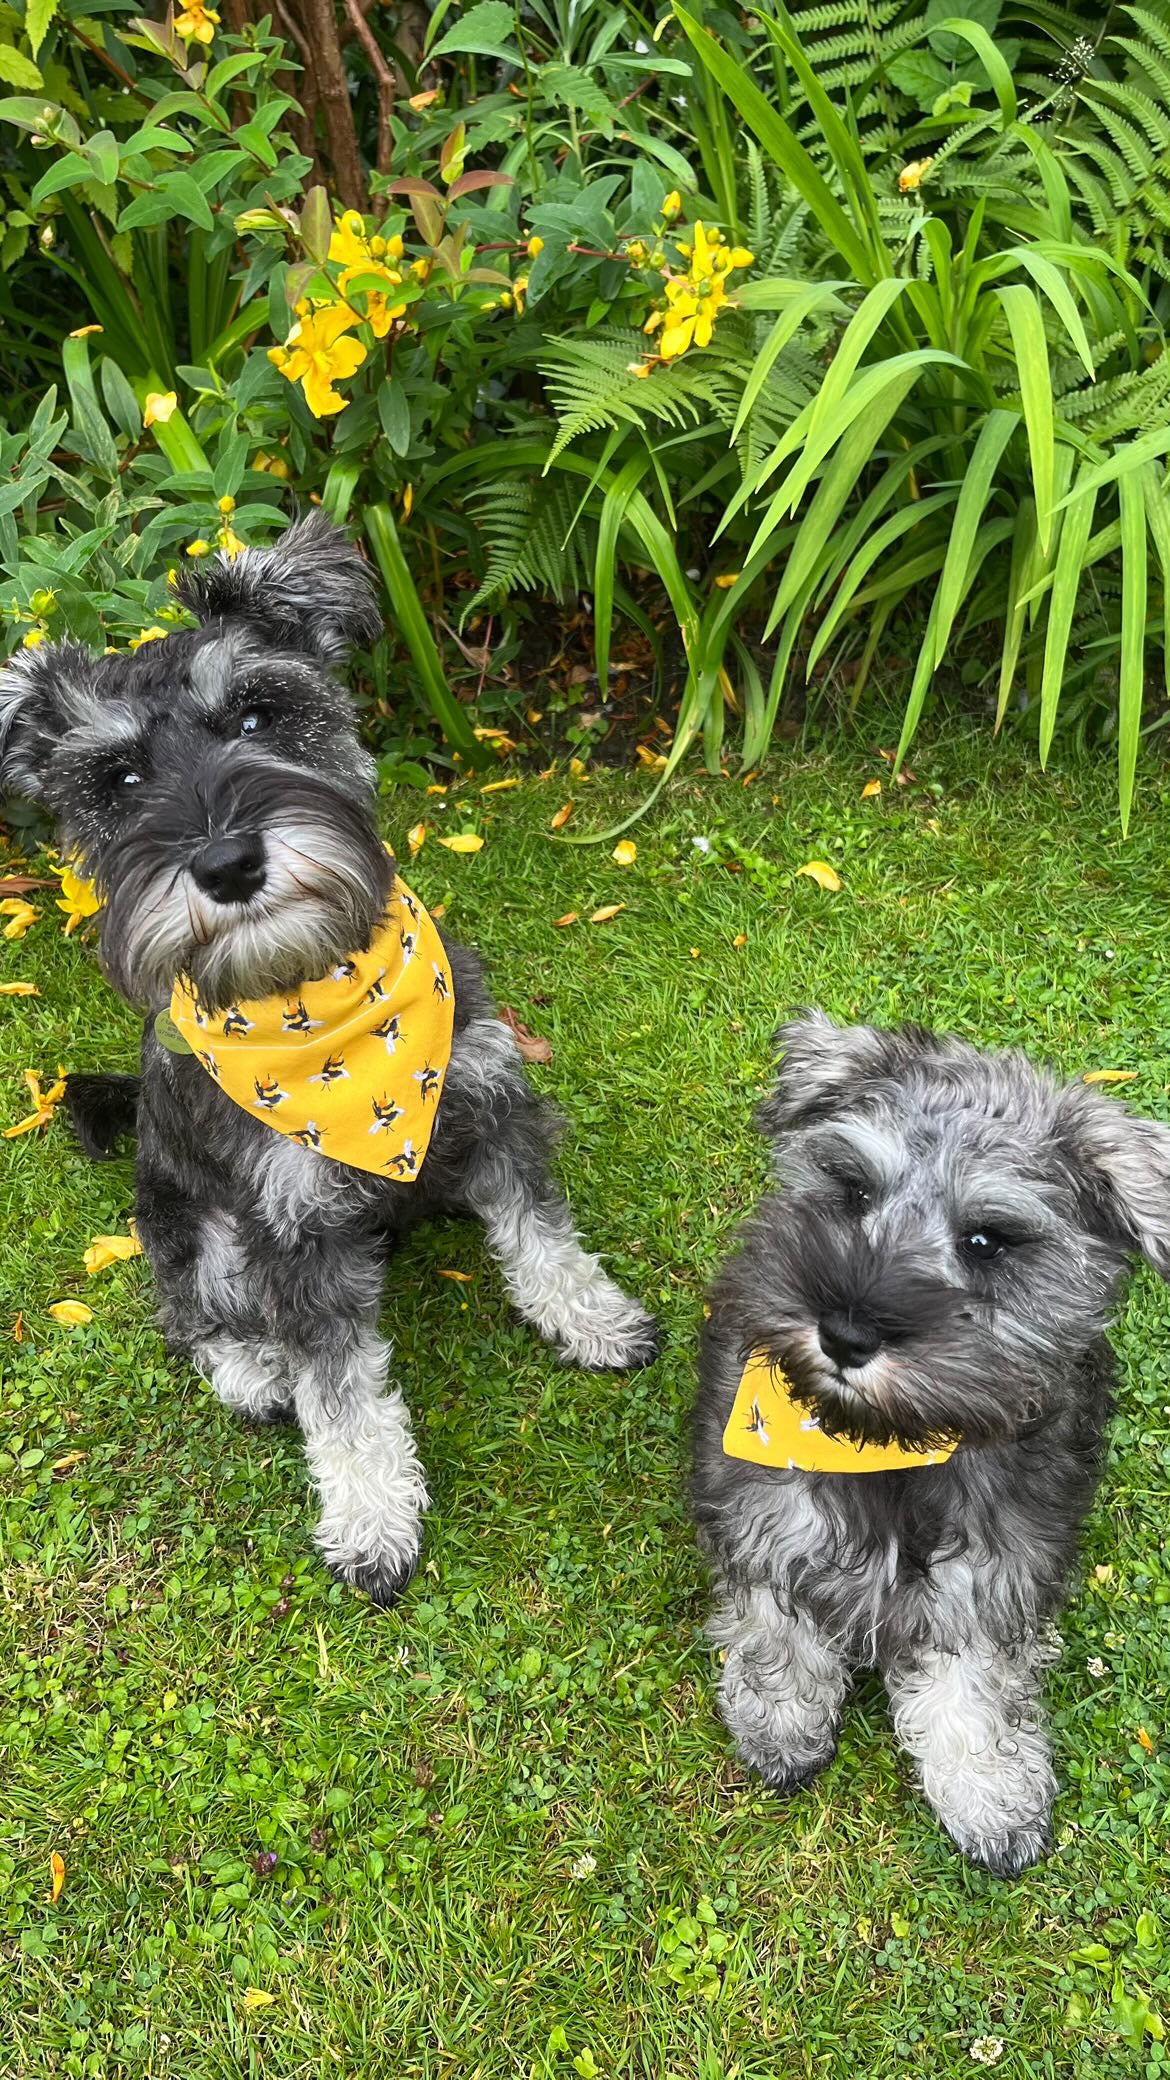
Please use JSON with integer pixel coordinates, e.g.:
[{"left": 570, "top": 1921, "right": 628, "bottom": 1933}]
[
  {"left": 1014, "top": 251, "right": 1095, "bottom": 381},
  {"left": 997, "top": 284, "right": 1054, "bottom": 553},
  {"left": 84, "top": 129, "right": 119, "bottom": 187},
  {"left": 300, "top": 185, "right": 332, "bottom": 266},
  {"left": 429, "top": 1, "right": 520, "bottom": 62},
  {"left": 731, "top": 282, "right": 847, "bottom": 442},
  {"left": 673, "top": 4, "right": 879, "bottom": 285},
  {"left": 26, "top": 0, "right": 60, "bottom": 59},
  {"left": 30, "top": 153, "right": 93, "bottom": 208},
  {"left": 377, "top": 378, "right": 411, "bottom": 458},
  {"left": 0, "top": 45, "right": 43, "bottom": 90},
  {"left": 1117, "top": 469, "right": 1147, "bottom": 835},
  {"left": 1141, "top": 464, "right": 1170, "bottom": 700},
  {"left": 99, "top": 356, "right": 143, "bottom": 440},
  {"left": 932, "top": 408, "right": 1017, "bottom": 667},
  {"left": 364, "top": 506, "right": 481, "bottom": 762}
]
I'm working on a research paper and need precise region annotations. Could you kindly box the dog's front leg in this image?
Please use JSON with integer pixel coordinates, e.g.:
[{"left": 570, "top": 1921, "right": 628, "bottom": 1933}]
[
  {"left": 265, "top": 1231, "right": 428, "bottom": 1607},
  {"left": 709, "top": 1580, "right": 847, "bottom": 1793},
  {"left": 885, "top": 1635, "right": 1056, "bottom": 1876},
  {"left": 463, "top": 1141, "right": 658, "bottom": 1372}
]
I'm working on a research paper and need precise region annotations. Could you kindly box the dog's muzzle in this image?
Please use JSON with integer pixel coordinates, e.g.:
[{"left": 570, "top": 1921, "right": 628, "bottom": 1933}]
[{"left": 190, "top": 831, "right": 267, "bottom": 905}]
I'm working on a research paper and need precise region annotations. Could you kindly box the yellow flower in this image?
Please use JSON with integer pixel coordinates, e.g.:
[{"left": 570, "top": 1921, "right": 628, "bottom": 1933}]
[
  {"left": 365, "top": 286, "right": 407, "bottom": 339},
  {"left": 640, "top": 222, "right": 753, "bottom": 363},
  {"left": 129, "top": 626, "right": 168, "bottom": 649},
  {"left": 22, "top": 626, "right": 46, "bottom": 648},
  {"left": 527, "top": 235, "right": 544, "bottom": 258},
  {"left": 174, "top": 0, "right": 219, "bottom": 41},
  {"left": 268, "top": 302, "right": 367, "bottom": 418},
  {"left": 186, "top": 538, "right": 211, "bottom": 557},
  {"left": 329, "top": 209, "right": 375, "bottom": 272},
  {"left": 401, "top": 484, "right": 414, "bottom": 520},
  {"left": 217, "top": 494, "right": 235, "bottom": 515},
  {"left": 54, "top": 861, "right": 102, "bottom": 936},
  {"left": 411, "top": 257, "right": 432, "bottom": 283},
  {"left": 143, "top": 391, "right": 177, "bottom": 428},
  {"left": 1, "top": 898, "right": 39, "bottom": 939},
  {"left": 513, "top": 273, "right": 529, "bottom": 315},
  {"left": 217, "top": 524, "right": 246, "bottom": 558},
  {"left": 625, "top": 239, "right": 649, "bottom": 267},
  {"left": 385, "top": 233, "right": 405, "bottom": 261},
  {"left": 4, "top": 1064, "right": 68, "bottom": 1138},
  {"left": 898, "top": 157, "right": 934, "bottom": 193},
  {"left": 662, "top": 190, "right": 682, "bottom": 220}
]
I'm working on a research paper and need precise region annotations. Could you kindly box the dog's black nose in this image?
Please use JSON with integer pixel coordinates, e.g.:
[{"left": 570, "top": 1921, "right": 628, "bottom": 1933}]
[
  {"left": 818, "top": 1310, "right": 881, "bottom": 1371},
  {"left": 191, "top": 832, "right": 266, "bottom": 905}
]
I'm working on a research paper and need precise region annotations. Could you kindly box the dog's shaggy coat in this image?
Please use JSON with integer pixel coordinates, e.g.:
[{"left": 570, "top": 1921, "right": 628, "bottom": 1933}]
[
  {"left": 693, "top": 1013, "right": 1170, "bottom": 1874},
  {"left": 0, "top": 518, "right": 657, "bottom": 1604}
]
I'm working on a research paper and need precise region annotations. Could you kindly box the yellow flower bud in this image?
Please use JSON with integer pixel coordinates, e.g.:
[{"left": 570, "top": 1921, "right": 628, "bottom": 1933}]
[
  {"left": 217, "top": 494, "right": 236, "bottom": 515},
  {"left": 186, "top": 538, "right": 211, "bottom": 557},
  {"left": 29, "top": 589, "right": 56, "bottom": 617},
  {"left": 527, "top": 235, "right": 544, "bottom": 258},
  {"left": 662, "top": 190, "right": 682, "bottom": 220}
]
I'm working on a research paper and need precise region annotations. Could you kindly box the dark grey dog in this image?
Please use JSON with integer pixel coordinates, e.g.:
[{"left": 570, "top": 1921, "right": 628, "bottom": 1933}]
[
  {"left": 693, "top": 1012, "right": 1170, "bottom": 1874},
  {"left": 0, "top": 516, "right": 656, "bottom": 1604}
]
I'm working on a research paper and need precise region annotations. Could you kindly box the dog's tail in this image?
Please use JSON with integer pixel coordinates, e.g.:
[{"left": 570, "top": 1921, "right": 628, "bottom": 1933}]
[{"left": 65, "top": 1072, "right": 140, "bottom": 1160}]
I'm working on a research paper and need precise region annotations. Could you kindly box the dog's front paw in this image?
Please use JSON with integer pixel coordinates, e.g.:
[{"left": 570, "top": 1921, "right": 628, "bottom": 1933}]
[
  {"left": 326, "top": 1544, "right": 420, "bottom": 1610},
  {"left": 557, "top": 1285, "right": 659, "bottom": 1372},
  {"left": 744, "top": 1741, "right": 837, "bottom": 1798},
  {"left": 942, "top": 1815, "right": 1052, "bottom": 1878},
  {"left": 196, "top": 1336, "right": 293, "bottom": 1426}
]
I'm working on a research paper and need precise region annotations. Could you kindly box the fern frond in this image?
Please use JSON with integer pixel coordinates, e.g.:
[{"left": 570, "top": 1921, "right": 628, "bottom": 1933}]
[{"left": 462, "top": 479, "right": 594, "bottom": 619}]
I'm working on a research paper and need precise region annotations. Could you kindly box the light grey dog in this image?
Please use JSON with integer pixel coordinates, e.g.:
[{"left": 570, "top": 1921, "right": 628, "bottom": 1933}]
[{"left": 693, "top": 1012, "right": 1170, "bottom": 1874}]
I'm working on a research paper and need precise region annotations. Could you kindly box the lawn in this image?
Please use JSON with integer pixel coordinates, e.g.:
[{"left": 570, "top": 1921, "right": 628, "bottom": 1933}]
[{"left": 2, "top": 730, "right": 1169, "bottom": 2080}]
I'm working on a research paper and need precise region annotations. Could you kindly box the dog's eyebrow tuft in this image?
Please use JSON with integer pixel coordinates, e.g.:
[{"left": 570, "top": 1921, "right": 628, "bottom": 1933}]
[{"left": 813, "top": 1117, "right": 902, "bottom": 1185}]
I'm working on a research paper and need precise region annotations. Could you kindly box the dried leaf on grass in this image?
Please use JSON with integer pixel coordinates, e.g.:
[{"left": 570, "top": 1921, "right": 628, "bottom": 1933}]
[
  {"left": 84, "top": 1232, "right": 145, "bottom": 1276},
  {"left": 552, "top": 912, "right": 578, "bottom": 928},
  {"left": 795, "top": 861, "right": 842, "bottom": 893},
  {"left": 589, "top": 904, "right": 625, "bottom": 924},
  {"left": 0, "top": 876, "right": 53, "bottom": 896},
  {"left": 499, "top": 1005, "right": 553, "bottom": 1064}
]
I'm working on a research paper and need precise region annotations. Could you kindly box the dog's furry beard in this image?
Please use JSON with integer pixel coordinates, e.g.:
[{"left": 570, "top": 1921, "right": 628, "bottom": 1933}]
[
  {"left": 98, "top": 763, "right": 392, "bottom": 1012},
  {"left": 735, "top": 1182, "right": 1127, "bottom": 1454}
]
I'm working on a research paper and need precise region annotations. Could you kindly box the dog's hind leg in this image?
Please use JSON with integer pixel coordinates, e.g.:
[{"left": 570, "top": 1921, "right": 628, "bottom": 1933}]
[
  {"left": 885, "top": 1634, "right": 1056, "bottom": 1876},
  {"left": 709, "top": 1580, "right": 847, "bottom": 1793}
]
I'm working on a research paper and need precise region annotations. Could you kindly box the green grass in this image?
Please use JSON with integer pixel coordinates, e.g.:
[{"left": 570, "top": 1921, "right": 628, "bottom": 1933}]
[{"left": 2, "top": 732, "right": 1169, "bottom": 2080}]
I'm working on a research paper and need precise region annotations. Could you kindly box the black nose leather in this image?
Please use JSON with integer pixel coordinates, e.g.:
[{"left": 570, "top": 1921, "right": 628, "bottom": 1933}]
[
  {"left": 818, "top": 1310, "right": 882, "bottom": 1371},
  {"left": 191, "top": 832, "right": 266, "bottom": 905}
]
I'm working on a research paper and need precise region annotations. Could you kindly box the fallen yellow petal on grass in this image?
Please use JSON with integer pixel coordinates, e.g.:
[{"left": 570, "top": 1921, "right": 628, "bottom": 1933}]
[
  {"left": 11, "top": 1311, "right": 24, "bottom": 1341},
  {"left": 54, "top": 861, "right": 102, "bottom": 934},
  {"left": 242, "top": 1988, "right": 276, "bottom": 2011},
  {"left": 480, "top": 778, "right": 520, "bottom": 794},
  {"left": 611, "top": 841, "right": 637, "bottom": 866},
  {"left": 861, "top": 779, "right": 882, "bottom": 800},
  {"left": 589, "top": 904, "right": 625, "bottom": 924},
  {"left": 437, "top": 1268, "right": 474, "bottom": 1282},
  {"left": 1083, "top": 1069, "right": 1138, "bottom": 1086},
  {"left": 473, "top": 727, "right": 517, "bottom": 749},
  {"left": 51, "top": 1450, "right": 87, "bottom": 1473},
  {"left": 406, "top": 822, "right": 427, "bottom": 856},
  {"left": 795, "top": 860, "right": 842, "bottom": 893},
  {"left": 635, "top": 744, "right": 668, "bottom": 770},
  {"left": 84, "top": 1233, "right": 145, "bottom": 1275},
  {"left": 713, "top": 573, "right": 740, "bottom": 589},
  {"left": 733, "top": 933, "right": 747, "bottom": 948},
  {"left": 4, "top": 1065, "right": 68, "bottom": 1138},
  {"left": 49, "top": 1852, "right": 65, "bottom": 1904},
  {"left": 0, "top": 981, "right": 39, "bottom": 996},
  {"left": 1, "top": 898, "right": 39, "bottom": 939},
  {"left": 436, "top": 833, "right": 485, "bottom": 854},
  {"left": 550, "top": 802, "right": 574, "bottom": 831},
  {"left": 552, "top": 912, "right": 579, "bottom": 928},
  {"left": 1137, "top": 1726, "right": 1155, "bottom": 1753},
  {"left": 49, "top": 1301, "right": 93, "bottom": 1327}
]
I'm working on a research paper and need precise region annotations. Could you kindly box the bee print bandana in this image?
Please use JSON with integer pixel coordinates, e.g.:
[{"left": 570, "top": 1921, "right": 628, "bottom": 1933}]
[
  {"left": 169, "top": 877, "right": 454, "bottom": 1182},
  {"left": 723, "top": 1350, "right": 958, "bottom": 1474}
]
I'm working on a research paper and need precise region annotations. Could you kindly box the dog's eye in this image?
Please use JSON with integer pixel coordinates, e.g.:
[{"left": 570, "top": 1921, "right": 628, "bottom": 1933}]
[
  {"left": 843, "top": 1180, "right": 872, "bottom": 1213},
  {"left": 110, "top": 766, "right": 143, "bottom": 794},
  {"left": 960, "top": 1228, "right": 1008, "bottom": 1263},
  {"left": 237, "top": 706, "right": 271, "bottom": 737}
]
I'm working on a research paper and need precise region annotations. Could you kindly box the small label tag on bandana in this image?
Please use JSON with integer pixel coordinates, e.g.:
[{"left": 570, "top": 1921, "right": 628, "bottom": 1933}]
[
  {"left": 154, "top": 1009, "right": 194, "bottom": 1055},
  {"left": 723, "top": 1350, "right": 959, "bottom": 1474}
]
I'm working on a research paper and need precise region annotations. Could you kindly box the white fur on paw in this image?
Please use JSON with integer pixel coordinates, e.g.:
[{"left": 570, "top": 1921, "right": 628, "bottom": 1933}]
[
  {"left": 195, "top": 1336, "right": 292, "bottom": 1421},
  {"left": 553, "top": 1278, "right": 659, "bottom": 1371},
  {"left": 306, "top": 1390, "right": 428, "bottom": 1607}
]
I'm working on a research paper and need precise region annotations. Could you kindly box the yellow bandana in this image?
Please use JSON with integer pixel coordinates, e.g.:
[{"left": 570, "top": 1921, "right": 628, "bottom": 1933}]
[
  {"left": 169, "top": 877, "right": 454, "bottom": 1182},
  {"left": 723, "top": 1350, "right": 959, "bottom": 1474}
]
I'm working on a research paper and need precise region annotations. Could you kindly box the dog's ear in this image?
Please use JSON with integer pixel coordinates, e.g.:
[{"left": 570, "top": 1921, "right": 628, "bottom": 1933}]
[
  {"left": 758, "top": 1011, "right": 904, "bottom": 1135},
  {"left": 1055, "top": 1082, "right": 1170, "bottom": 1277},
  {"left": 174, "top": 513, "right": 382, "bottom": 665},
  {"left": 0, "top": 640, "right": 98, "bottom": 802}
]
